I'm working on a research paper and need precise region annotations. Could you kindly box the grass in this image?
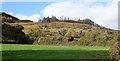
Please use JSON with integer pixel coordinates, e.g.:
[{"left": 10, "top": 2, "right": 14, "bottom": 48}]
[
  {"left": 2, "top": 44, "right": 110, "bottom": 60},
  {"left": 48, "top": 29, "right": 58, "bottom": 32},
  {"left": 22, "top": 24, "right": 40, "bottom": 34}
]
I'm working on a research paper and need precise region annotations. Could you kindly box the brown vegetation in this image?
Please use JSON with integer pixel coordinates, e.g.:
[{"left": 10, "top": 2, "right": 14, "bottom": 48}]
[{"left": 109, "top": 42, "right": 120, "bottom": 60}]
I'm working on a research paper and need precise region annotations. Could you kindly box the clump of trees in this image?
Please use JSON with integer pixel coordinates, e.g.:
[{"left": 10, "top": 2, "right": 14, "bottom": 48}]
[
  {"left": 42, "top": 16, "right": 58, "bottom": 23},
  {"left": 42, "top": 16, "right": 99, "bottom": 27},
  {"left": 2, "top": 23, "right": 33, "bottom": 44},
  {"left": 78, "top": 18, "right": 97, "bottom": 26}
]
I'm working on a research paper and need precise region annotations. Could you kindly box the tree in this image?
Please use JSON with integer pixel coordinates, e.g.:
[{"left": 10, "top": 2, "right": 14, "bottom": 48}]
[
  {"left": 38, "top": 19, "right": 42, "bottom": 22},
  {"left": 51, "top": 16, "right": 58, "bottom": 22},
  {"left": 42, "top": 17, "right": 51, "bottom": 23},
  {"left": 78, "top": 18, "right": 98, "bottom": 26},
  {"left": 2, "top": 24, "right": 32, "bottom": 44}
]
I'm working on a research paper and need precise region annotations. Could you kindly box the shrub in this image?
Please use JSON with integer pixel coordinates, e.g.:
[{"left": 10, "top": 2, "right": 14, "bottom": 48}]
[
  {"left": 109, "top": 42, "right": 120, "bottom": 60},
  {"left": 2, "top": 23, "right": 32, "bottom": 44},
  {"left": 14, "top": 25, "right": 24, "bottom": 30},
  {"left": 58, "top": 28, "right": 67, "bottom": 36},
  {"left": 79, "top": 31, "right": 85, "bottom": 37},
  {"left": 28, "top": 29, "right": 42, "bottom": 42}
]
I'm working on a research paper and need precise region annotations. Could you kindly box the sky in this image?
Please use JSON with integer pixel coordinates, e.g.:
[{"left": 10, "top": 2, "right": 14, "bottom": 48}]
[{"left": 1, "top": 0, "right": 119, "bottom": 30}]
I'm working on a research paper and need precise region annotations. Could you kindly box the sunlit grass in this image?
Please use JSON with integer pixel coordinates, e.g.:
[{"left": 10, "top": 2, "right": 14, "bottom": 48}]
[{"left": 2, "top": 44, "right": 110, "bottom": 60}]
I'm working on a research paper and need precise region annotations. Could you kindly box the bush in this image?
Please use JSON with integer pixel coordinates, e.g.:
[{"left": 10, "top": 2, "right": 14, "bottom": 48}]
[
  {"left": 109, "top": 42, "right": 120, "bottom": 60},
  {"left": 79, "top": 31, "right": 85, "bottom": 37},
  {"left": 2, "top": 23, "right": 32, "bottom": 44},
  {"left": 58, "top": 28, "right": 67, "bottom": 36},
  {"left": 14, "top": 25, "right": 24, "bottom": 30}
]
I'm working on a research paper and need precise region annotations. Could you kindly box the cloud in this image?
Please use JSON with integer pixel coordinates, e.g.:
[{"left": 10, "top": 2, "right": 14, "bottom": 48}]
[
  {"left": 42, "top": 0, "right": 118, "bottom": 30},
  {"left": 1, "top": 0, "right": 118, "bottom": 2},
  {"left": 6, "top": 12, "right": 13, "bottom": 15},
  {"left": 5, "top": 12, "right": 41, "bottom": 22},
  {"left": 15, "top": 14, "right": 40, "bottom": 22}
]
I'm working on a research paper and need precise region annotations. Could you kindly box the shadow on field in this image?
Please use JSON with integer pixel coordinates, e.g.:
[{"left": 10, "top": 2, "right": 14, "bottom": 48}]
[{"left": 1, "top": 50, "right": 113, "bottom": 61}]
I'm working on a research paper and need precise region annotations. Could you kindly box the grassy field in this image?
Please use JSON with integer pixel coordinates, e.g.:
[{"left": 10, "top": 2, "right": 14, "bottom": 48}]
[
  {"left": 22, "top": 24, "right": 40, "bottom": 34},
  {"left": 2, "top": 44, "right": 110, "bottom": 60}
]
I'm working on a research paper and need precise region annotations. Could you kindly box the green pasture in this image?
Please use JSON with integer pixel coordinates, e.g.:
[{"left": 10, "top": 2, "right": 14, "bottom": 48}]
[{"left": 2, "top": 44, "right": 110, "bottom": 60}]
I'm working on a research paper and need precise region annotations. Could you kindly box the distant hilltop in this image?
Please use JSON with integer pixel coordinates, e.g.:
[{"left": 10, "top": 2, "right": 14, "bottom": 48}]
[
  {"left": 0, "top": 12, "right": 33, "bottom": 23},
  {"left": 42, "top": 16, "right": 99, "bottom": 27},
  {"left": 1, "top": 12, "right": 104, "bottom": 28},
  {"left": 0, "top": 12, "right": 19, "bottom": 20},
  {"left": 1, "top": 12, "right": 98, "bottom": 26}
]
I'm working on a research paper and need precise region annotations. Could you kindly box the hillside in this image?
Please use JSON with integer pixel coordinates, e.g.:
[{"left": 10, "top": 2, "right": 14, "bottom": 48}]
[
  {"left": 1, "top": 12, "right": 118, "bottom": 46},
  {"left": 20, "top": 22, "right": 118, "bottom": 46},
  {"left": 1, "top": 12, "right": 19, "bottom": 20},
  {"left": 0, "top": 12, "right": 19, "bottom": 23},
  {"left": 0, "top": 12, "right": 33, "bottom": 23}
]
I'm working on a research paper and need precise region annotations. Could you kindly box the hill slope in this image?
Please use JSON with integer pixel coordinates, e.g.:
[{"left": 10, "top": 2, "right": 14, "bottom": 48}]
[
  {"left": 1, "top": 12, "right": 118, "bottom": 46},
  {"left": 0, "top": 12, "right": 33, "bottom": 23},
  {"left": 21, "top": 22, "right": 118, "bottom": 46}
]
